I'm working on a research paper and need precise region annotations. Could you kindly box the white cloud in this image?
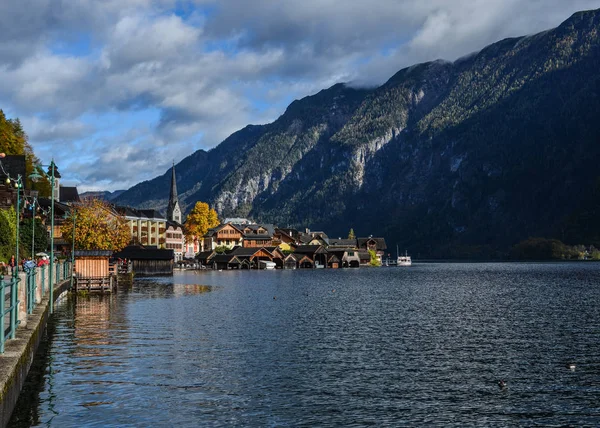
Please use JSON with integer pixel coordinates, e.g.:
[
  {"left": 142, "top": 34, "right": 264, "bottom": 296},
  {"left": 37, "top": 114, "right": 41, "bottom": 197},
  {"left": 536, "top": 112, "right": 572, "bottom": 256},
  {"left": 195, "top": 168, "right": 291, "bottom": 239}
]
[{"left": 0, "top": 0, "right": 599, "bottom": 191}]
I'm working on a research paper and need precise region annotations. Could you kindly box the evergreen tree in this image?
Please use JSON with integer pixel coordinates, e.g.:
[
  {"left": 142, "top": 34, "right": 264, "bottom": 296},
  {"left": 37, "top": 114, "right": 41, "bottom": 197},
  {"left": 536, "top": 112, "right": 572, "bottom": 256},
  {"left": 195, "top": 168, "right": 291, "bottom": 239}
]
[{"left": 348, "top": 228, "right": 356, "bottom": 240}]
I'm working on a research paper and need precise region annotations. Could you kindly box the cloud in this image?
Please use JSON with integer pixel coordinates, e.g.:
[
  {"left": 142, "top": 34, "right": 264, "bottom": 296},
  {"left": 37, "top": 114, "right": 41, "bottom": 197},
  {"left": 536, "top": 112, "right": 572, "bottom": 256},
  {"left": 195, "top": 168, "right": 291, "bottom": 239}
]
[{"left": 0, "top": 0, "right": 599, "bottom": 191}]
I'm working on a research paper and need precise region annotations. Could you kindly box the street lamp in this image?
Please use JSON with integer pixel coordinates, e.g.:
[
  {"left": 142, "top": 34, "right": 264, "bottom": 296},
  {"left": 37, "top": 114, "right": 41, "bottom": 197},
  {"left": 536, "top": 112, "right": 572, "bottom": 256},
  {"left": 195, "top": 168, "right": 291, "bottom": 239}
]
[
  {"left": 29, "top": 159, "right": 57, "bottom": 313},
  {"left": 4, "top": 175, "right": 23, "bottom": 278}
]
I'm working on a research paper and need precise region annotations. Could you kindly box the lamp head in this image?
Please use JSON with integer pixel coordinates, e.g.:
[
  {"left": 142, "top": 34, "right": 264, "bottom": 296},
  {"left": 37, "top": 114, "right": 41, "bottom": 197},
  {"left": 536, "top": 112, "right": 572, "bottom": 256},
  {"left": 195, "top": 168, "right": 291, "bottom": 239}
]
[{"left": 28, "top": 172, "right": 44, "bottom": 183}]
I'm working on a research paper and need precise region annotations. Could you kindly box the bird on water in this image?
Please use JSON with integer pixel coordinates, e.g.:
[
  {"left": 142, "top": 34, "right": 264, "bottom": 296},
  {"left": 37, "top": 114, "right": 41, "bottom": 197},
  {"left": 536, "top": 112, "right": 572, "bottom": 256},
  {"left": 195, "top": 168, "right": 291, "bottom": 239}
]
[
  {"left": 566, "top": 363, "right": 576, "bottom": 371},
  {"left": 498, "top": 380, "right": 507, "bottom": 389}
]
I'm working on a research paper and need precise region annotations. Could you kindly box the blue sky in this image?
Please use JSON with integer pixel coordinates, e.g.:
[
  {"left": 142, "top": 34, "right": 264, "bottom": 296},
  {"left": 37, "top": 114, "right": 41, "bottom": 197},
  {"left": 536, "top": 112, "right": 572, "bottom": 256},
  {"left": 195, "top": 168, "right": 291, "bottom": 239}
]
[{"left": 1, "top": 0, "right": 599, "bottom": 192}]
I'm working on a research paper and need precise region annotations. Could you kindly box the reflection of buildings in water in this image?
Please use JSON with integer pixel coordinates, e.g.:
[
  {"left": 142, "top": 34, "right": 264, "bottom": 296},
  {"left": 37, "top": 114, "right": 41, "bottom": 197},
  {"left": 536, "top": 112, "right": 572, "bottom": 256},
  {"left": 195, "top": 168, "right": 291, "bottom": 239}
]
[
  {"left": 73, "top": 294, "right": 128, "bottom": 363},
  {"left": 172, "top": 284, "right": 213, "bottom": 297}
]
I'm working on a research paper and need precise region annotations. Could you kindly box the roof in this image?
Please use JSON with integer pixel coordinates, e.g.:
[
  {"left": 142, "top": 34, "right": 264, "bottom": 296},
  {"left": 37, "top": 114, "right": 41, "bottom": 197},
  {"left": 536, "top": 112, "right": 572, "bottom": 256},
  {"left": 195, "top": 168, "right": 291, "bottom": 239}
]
[
  {"left": 357, "top": 237, "right": 387, "bottom": 251},
  {"left": 294, "top": 245, "right": 327, "bottom": 254},
  {"left": 235, "top": 223, "right": 275, "bottom": 237},
  {"left": 196, "top": 251, "right": 216, "bottom": 261},
  {"left": 210, "top": 254, "right": 241, "bottom": 264},
  {"left": 166, "top": 220, "right": 183, "bottom": 230},
  {"left": 204, "top": 223, "right": 245, "bottom": 237},
  {"left": 113, "top": 245, "right": 174, "bottom": 260},
  {"left": 292, "top": 253, "right": 313, "bottom": 262},
  {"left": 329, "top": 239, "right": 357, "bottom": 247},
  {"left": 75, "top": 250, "right": 113, "bottom": 257},
  {"left": 59, "top": 186, "right": 80, "bottom": 203},
  {"left": 115, "top": 205, "right": 166, "bottom": 220},
  {"left": 230, "top": 247, "right": 274, "bottom": 257}
]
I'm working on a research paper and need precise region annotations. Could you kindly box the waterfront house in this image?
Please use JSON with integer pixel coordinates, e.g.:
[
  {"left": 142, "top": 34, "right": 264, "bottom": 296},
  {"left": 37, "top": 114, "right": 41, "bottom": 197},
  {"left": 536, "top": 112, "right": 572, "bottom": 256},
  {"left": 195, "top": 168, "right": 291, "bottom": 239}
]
[
  {"left": 263, "top": 246, "right": 286, "bottom": 268},
  {"left": 230, "top": 246, "right": 275, "bottom": 269},
  {"left": 165, "top": 221, "right": 185, "bottom": 262},
  {"left": 283, "top": 253, "right": 299, "bottom": 269},
  {"left": 74, "top": 250, "right": 115, "bottom": 292},
  {"left": 203, "top": 223, "right": 244, "bottom": 250},
  {"left": 358, "top": 237, "right": 387, "bottom": 264},
  {"left": 196, "top": 250, "right": 216, "bottom": 267},
  {"left": 327, "top": 254, "right": 340, "bottom": 269},
  {"left": 294, "top": 245, "right": 328, "bottom": 268},
  {"left": 273, "top": 228, "right": 297, "bottom": 252},
  {"left": 328, "top": 248, "right": 361, "bottom": 267},
  {"left": 358, "top": 250, "right": 371, "bottom": 266},
  {"left": 293, "top": 254, "right": 315, "bottom": 269},
  {"left": 113, "top": 244, "right": 174, "bottom": 276},
  {"left": 210, "top": 254, "right": 242, "bottom": 270},
  {"left": 239, "top": 224, "right": 275, "bottom": 248}
]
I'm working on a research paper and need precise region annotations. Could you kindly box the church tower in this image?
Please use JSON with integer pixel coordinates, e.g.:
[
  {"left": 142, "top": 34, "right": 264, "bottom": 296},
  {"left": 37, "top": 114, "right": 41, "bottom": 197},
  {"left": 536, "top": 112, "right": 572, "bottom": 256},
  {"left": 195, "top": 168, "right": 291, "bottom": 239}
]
[{"left": 167, "top": 162, "right": 182, "bottom": 223}]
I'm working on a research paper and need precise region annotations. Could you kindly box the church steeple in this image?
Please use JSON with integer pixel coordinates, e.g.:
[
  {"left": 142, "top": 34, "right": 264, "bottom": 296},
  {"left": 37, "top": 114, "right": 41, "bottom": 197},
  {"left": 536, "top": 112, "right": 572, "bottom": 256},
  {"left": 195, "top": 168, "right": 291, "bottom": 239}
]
[{"left": 167, "top": 162, "right": 182, "bottom": 223}]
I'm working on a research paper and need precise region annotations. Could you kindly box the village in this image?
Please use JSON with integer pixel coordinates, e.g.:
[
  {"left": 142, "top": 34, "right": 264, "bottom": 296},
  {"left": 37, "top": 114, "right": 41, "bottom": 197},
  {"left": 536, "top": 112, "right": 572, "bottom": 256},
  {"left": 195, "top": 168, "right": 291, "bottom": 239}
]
[{"left": 0, "top": 156, "right": 389, "bottom": 282}]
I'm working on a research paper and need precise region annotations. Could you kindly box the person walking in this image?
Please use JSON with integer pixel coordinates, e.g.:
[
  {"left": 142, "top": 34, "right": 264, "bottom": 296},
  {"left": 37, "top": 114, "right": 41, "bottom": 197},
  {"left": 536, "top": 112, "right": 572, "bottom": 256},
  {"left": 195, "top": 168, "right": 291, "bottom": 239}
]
[{"left": 9, "top": 255, "right": 15, "bottom": 276}]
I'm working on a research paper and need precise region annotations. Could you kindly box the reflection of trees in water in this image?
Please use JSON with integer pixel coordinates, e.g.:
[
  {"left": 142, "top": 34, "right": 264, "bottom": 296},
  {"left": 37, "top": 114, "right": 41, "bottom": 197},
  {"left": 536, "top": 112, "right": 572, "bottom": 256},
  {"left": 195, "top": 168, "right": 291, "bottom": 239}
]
[
  {"left": 131, "top": 280, "right": 215, "bottom": 298},
  {"left": 173, "top": 284, "right": 213, "bottom": 297}
]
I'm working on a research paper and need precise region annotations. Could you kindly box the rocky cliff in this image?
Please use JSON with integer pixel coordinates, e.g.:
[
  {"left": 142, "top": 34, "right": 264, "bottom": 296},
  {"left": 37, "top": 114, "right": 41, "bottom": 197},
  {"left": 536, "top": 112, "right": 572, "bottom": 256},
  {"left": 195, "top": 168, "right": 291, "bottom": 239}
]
[{"left": 115, "top": 9, "right": 600, "bottom": 257}]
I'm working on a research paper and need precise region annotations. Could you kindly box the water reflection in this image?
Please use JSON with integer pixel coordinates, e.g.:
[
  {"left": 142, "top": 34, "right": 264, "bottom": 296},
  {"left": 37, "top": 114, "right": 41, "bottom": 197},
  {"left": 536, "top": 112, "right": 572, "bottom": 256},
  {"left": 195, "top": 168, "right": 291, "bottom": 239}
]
[{"left": 8, "top": 263, "right": 600, "bottom": 427}]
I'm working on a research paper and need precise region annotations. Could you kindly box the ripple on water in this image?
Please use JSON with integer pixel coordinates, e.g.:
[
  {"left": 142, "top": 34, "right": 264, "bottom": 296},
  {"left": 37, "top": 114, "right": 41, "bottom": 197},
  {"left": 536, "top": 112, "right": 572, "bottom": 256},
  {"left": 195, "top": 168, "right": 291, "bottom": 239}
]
[{"left": 8, "top": 263, "right": 600, "bottom": 426}]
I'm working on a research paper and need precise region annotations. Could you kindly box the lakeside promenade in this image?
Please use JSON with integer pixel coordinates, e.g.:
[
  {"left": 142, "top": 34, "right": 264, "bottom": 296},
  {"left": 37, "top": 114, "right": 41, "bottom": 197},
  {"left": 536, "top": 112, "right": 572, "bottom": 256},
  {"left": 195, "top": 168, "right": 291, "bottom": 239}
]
[{"left": 0, "top": 264, "right": 72, "bottom": 427}]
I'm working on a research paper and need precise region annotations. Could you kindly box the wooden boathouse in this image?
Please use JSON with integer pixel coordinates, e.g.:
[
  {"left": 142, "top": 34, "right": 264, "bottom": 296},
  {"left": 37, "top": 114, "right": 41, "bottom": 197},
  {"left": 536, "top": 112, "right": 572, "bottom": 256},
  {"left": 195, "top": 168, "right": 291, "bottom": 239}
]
[
  {"left": 113, "top": 244, "right": 174, "bottom": 276},
  {"left": 74, "top": 250, "right": 116, "bottom": 293}
]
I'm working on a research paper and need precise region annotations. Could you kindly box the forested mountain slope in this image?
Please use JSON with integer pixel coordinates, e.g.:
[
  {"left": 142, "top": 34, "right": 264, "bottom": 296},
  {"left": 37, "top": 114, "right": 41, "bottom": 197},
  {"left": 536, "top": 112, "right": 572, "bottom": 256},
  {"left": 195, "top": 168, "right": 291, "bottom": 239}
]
[{"left": 115, "top": 9, "right": 600, "bottom": 257}]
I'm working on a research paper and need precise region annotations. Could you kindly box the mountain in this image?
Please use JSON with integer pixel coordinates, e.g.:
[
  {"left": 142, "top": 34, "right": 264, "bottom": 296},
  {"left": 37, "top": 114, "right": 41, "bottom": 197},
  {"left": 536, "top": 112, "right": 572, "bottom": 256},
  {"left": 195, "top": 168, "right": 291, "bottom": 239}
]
[
  {"left": 115, "top": 9, "right": 600, "bottom": 258},
  {"left": 81, "top": 190, "right": 126, "bottom": 201}
]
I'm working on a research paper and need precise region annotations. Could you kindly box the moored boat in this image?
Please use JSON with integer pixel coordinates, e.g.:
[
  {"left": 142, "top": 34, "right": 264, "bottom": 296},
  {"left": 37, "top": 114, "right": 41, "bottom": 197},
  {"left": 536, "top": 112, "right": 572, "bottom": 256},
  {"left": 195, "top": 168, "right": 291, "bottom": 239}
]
[{"left": 397, "top": 250, "right": 412, "bottom": 267}]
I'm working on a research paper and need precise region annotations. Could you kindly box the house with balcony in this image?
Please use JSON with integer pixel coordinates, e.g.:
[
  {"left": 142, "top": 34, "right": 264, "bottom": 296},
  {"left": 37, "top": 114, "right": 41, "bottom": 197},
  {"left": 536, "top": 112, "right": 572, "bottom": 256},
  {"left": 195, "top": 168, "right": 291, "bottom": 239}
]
[
  {"left": 116, "top": 206, "right": 167, "bottom": 248},
  {"left": 203, "top": 223, "right": 244, "bottom": 251}
]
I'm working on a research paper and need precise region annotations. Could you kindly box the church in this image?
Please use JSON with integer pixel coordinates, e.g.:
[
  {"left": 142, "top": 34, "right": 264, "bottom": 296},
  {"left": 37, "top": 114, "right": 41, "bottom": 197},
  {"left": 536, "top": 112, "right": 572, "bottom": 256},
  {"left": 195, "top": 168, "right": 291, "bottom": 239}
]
[{"left": 164, "top": 163, "right": 186, "bottom": 261}]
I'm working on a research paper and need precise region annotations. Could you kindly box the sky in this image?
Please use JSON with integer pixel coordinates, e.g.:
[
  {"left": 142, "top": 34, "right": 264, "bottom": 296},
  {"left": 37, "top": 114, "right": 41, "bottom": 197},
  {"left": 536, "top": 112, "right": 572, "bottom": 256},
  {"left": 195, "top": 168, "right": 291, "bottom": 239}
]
[{"left": 1, "top": 0, "right": 599, "bottom": 192}]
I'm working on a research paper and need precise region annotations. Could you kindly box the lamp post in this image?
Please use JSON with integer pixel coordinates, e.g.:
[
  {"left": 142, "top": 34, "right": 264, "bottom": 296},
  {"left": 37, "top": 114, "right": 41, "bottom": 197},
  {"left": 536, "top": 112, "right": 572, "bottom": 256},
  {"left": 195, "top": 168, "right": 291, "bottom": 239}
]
[
  {"left": 5, "top": 175, "right": 23, "bottom": 278},
  {"left": 29, "top": 159, "right": 56, "bottom": 313}
]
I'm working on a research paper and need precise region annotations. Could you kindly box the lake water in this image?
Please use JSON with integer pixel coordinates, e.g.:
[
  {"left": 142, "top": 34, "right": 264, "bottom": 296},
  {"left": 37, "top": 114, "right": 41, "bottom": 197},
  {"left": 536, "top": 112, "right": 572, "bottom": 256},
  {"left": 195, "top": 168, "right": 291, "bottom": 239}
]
[{"left": 9, "top": 263, "right": 600, "bottom": 426}]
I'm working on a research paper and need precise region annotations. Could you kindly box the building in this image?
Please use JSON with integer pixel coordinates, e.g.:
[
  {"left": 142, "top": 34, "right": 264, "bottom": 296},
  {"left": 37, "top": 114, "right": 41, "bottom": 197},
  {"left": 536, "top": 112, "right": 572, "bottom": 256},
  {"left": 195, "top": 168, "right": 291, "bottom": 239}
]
[
  {"left": 117, "top": 206, "right": 167, "bottom": 248},
  {"left": 238, "top": 224, "right": 275, "bottom": 248},
  {"left": 358, "top": 237, "right": 387, "bottom": 264},
  {"left": 203, "top": 223, "right": 244, "bottom": 250}
]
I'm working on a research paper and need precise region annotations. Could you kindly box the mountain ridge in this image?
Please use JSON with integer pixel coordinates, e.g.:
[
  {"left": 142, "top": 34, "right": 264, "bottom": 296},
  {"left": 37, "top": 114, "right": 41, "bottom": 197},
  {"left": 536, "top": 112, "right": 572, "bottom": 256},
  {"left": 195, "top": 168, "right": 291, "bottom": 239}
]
[{"left": 114, "top": 9, "right": 600, "bottom": 257}]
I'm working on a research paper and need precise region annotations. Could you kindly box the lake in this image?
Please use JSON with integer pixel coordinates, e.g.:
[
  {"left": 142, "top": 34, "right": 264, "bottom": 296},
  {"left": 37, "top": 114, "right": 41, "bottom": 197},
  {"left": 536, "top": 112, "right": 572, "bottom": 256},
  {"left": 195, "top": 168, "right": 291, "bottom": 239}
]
[{"left": 9, "top": 263, "right": 600, "bottom": 426}]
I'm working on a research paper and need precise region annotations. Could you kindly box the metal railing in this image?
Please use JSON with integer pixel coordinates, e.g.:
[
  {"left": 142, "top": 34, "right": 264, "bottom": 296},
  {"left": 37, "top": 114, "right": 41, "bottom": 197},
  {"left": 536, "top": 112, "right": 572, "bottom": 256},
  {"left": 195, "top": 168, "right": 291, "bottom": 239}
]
[
  {"left": 0, "top": 261, "right": 73, "bottom": 353},
  {"left": 0, "top": 276, "right": 20, "bottom": 353}
]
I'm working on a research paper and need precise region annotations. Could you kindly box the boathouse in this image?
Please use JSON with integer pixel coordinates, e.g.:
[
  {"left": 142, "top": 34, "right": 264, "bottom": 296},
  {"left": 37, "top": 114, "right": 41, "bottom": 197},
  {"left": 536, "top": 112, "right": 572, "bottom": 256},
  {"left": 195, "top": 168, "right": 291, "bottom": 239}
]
[{"left": 113, "top": 245, "right": 174, "bottom": 276}]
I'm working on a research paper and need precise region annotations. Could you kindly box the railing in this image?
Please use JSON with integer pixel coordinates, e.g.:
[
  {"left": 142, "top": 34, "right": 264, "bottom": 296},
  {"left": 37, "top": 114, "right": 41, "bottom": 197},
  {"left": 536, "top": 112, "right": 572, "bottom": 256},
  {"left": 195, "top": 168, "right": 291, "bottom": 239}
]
[
  {"left": 0, "top": 276, "right": 20, "bottom": 353},
  {"left": 0, "top": 260, "right": 72, "bottom": 353}
]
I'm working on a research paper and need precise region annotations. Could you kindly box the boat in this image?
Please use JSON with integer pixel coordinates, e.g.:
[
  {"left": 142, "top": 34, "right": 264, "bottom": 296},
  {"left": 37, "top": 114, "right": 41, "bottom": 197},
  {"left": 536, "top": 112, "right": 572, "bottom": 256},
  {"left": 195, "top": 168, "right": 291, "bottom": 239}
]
[
  {"left": 259, "top": 260, "right": 276, "bottom": 270},
  {"left": 397, "top": 246, "right": 412, "bottom": 267}
]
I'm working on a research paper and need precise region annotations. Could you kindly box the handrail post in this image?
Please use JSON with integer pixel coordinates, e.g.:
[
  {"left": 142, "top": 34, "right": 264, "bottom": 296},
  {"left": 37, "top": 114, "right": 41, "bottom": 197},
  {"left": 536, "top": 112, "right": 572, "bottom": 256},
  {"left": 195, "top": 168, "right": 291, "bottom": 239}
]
[
  {"left": 10, "top": 276, "right": 18, "bottom": 339},
  {"left": 1, "top": 278, "right": 5, "bottom": 353}
]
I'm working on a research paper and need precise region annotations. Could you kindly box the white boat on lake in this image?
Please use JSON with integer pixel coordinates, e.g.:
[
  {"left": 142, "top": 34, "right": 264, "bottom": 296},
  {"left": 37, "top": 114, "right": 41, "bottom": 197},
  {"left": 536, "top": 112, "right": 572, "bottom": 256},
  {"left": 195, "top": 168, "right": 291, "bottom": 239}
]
[{"left": 397, "top": 250, "right": 412, "bottom": 267}]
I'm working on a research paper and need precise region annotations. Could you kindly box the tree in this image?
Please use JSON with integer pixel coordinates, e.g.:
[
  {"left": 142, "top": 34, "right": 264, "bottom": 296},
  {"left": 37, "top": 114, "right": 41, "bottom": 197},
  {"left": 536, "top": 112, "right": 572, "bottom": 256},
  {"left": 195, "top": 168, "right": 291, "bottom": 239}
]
[
  {"left": 60, "top": 199, "right": 130, "bottom": 251},
  {"left": 348, "top": 228, "right": 356, "bottom": 240},
  {"left": 19, "top": 217, "right": 49, "bottom": 258},
  {"left": 184, "top": 201, "right": 220, "bottom": 239},
  {"left": 0, "top": 207, "right": 16, "bottom": 263},
  {"left": 368, "top": 249, "right": 381, "bottom": 266}
]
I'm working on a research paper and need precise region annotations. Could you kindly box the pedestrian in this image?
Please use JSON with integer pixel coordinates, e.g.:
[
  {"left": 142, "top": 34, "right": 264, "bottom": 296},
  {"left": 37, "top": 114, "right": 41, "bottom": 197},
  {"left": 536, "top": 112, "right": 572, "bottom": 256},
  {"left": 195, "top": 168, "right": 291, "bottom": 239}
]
[{"left": 9, "top": 255, "right": 15, "bottom": 276}]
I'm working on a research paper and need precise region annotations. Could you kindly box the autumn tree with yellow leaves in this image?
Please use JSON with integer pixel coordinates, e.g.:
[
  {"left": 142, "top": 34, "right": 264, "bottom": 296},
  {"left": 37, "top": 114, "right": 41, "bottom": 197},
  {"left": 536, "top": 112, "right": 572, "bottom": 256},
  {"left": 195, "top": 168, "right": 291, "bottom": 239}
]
[
  {"left": 61, "top": 199, "right": 130, "bottom": 251},
  {"left": 184, "top": 201, "right": 219, "bottom": 239}
]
